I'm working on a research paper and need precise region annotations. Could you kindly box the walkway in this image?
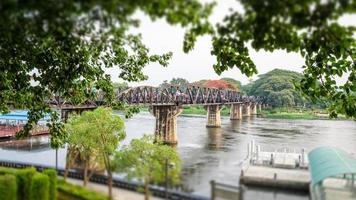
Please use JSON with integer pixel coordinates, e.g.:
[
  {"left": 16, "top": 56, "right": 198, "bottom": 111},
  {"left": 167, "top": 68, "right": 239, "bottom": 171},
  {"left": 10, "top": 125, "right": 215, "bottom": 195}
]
[{"left": 67, "top": 178, "right": 164, "bottom": 200}]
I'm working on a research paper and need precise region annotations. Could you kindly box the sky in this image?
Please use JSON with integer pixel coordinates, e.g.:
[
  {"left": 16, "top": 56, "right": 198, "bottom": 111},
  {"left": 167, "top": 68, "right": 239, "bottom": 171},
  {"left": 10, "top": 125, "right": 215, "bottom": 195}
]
[{"left": 106, "top": 0, "right": 355, "bottom": 87}]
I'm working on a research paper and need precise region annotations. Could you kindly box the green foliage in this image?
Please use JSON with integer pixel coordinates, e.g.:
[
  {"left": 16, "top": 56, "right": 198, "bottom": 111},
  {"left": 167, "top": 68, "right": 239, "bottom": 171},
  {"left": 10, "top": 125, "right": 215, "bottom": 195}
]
[
  {"left": 0, "top": 167, "right": 18, "bottom": 175},
  {"left": 66, "top": 107, "right": 125, "bottom": 198},
  {"left": 17, "top": 168, "right": 36, "bottom": 200},
  {"left": 57, "top": 179, "right": 108, "bottom": 200},
  {"left": 30, "top": 173, "right": 49, "bottom": 200},
  {"left": 66, "top": 107, "right": 125, "bottom": 165},
  {"left": 66, "top": 111, "right": 103, "bottom": 175},
  {"left": 66, "top": 107, "right": 125, "bottom": 155},
  {"left": 47, "top": 111, "right": 67, "bottom": 150},
  {"left": 259, "top": 107, "right": 342, "bottom": 120},
  {"left": 0, "top": 174, "right": 17, "bottom": 200},
  {"left": 113, "top": 135, "right": 181, "bottom": 198},
  {"left": 0, "top": 0, "right": 213, "bottom": 138},
  {"left": 42, "top": 169, "right": 57, "bottom": 200},
  {"left": 245, "top": 69, "right": 309, "bottom": 107},
  {"left": 212, "top": 0, "right": 356, "bottom": 118},
  {"left": 159, "top": 78, "right": 190, "bottom": 90},
  {"left": 0, "top": 167, "right": 105, "bottom": 200}
]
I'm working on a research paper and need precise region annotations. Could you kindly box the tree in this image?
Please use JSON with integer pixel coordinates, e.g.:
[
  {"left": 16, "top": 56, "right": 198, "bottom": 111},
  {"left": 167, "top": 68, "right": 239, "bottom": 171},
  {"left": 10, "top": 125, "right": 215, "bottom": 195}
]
[
  {"left": 170, "top": 78, "right": 190, "bottom": 90},
  {"left": 47, "top": 111, "right": 67, "bottom": 170},
  {"left": 65, "top": 107, "right": 125, "bottom": 199},
  {"left": 192, "top": 79, "right": 238, "bottom": 90},
  {"left": 211, "top": 0, "right": 355, "bottom": 118},
  {"left": 159, "top": 78, "right": 190, "bottom": 90},
  {"left": 205, "top": 80, "right": 236, "bottom": 90},
  {"left": 0, "top": 0, "right": 214, "bottom": 138},
  {"left": 113, "top": 135, "right": 180, "bottom": 200},
  {"left": 65, "top": 113, "right": 101, "bottom": 187},
  {"left": 245, "top": 69, "right": 308, "bottom": 107}
]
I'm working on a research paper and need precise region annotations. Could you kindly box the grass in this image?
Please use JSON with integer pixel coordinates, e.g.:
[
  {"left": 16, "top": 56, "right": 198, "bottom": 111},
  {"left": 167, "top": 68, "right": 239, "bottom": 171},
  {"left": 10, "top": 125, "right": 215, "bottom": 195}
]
[
  {"left": 57, "top": 179, "right": 109, "bottom": 200},
  {"left": 259, "top": 107, "right": 348, "bottom": 120}
]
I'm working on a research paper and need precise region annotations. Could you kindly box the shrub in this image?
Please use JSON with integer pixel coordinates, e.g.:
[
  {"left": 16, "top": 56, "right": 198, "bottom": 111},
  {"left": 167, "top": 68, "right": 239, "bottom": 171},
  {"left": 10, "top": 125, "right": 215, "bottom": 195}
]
[
  {"left": 17, "top": 168, "right": 36, "bottom": 200},
  {"left": 30, "top": 173, "right": 49, "bottom": 200},
  {"left": 43, "top": 169, "right": 57, "bottom": 200},
  {"left": 0, "top": 174, "right": 17, "bottom": 200},
  {"left": 0, "top": 167, "right": 18, "bottom": 175}
]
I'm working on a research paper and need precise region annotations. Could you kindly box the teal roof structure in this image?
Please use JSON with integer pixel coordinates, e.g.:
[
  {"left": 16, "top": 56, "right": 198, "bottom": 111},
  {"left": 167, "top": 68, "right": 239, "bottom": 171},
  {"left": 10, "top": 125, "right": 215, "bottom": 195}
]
[{"left": 308, "top": 146, "right": 356, "bottom": 186}]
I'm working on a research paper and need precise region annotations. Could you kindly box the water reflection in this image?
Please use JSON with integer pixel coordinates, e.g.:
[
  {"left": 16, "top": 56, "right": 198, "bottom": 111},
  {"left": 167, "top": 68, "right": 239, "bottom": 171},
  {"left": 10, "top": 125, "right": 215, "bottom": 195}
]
[
  {"left": 230, "top": 119, "right": 242, "bottom": 133},
  {"left": 0, "top": 135, "right": 50, "bottom": 152},
  {"left": 206, "top": 128, "right": 222, "bottom": 150}
]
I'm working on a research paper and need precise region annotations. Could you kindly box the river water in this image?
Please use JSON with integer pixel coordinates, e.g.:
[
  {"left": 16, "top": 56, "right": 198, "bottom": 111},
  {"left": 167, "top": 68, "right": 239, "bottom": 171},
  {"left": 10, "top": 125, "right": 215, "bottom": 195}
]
[{"left": 1, "top": 112, "right": 356, "bottom": 200}]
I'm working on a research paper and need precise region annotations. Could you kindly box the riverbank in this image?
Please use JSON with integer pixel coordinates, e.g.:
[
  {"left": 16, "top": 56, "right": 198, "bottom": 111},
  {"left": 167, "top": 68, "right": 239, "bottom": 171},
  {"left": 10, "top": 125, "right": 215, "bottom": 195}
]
[
  {"left": 259, "top": 107, "right": 348, "bottom": 120},
  {"left": 139, "top": 106, "right": 346, "bottom": 120}
]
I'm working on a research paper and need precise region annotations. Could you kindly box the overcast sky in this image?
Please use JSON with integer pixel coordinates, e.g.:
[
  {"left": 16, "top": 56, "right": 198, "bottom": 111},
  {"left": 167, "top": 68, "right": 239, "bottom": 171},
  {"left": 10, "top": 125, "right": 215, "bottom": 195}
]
[{"left": 106, "top": 0, "right": 355, "bottom": 86}]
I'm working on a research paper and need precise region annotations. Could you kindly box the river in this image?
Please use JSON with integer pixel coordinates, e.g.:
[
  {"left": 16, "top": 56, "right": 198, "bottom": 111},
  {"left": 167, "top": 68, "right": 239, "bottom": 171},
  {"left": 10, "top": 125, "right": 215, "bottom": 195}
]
[{"left": 1, "top": 112, "right": 356, "bottom": 200}]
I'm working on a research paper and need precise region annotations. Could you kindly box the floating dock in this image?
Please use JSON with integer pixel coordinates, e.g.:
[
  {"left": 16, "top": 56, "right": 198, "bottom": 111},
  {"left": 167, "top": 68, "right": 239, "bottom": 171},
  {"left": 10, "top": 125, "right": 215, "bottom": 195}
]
[
  {"left": 240, "top": 166, "right": 310, "bottom": 191},
  {"left": 239, "top": 140, "right": 310, "bottom": 191}
]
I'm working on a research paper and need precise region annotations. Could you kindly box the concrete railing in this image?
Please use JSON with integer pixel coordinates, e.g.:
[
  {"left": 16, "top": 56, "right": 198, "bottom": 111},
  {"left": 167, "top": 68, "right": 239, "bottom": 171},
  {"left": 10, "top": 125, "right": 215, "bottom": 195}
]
[
  {"left": 210, "top": 180, "right": 242, "bottom": 200},
  {"left": 0, "top": 160, "right": 209, "bottom": 200}
]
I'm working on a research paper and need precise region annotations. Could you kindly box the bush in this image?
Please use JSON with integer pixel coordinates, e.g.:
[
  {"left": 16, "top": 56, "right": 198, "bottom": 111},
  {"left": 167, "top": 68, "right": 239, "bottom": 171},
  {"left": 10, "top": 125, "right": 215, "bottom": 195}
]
[
  {"left": 57, "top": 179, "right": 108, "bottom": 200},
  {"left": 0, "top": 167, "right": 18, "bottom": 175},
  {"left": 30, "top": 173, "right": 49, "bottom": 200},
  {"left": 43, "top": 169, "right": 57, "bottom": 200},
  {"left": 0, "top": 174, "right": 17, "bottom": 200},
  {"left": 17, "top": 168, "right": 36, "bottom": 200}
]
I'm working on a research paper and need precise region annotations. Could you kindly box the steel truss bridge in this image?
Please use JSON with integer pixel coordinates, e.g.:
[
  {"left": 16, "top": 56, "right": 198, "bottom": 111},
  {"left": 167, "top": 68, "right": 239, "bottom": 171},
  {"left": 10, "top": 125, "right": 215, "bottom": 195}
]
[
  {"left": 47, "top": 85, "right": 267, "bottom": 145},
  {"left": 116, "top": 86, "right": 266, "bottom": 106}
]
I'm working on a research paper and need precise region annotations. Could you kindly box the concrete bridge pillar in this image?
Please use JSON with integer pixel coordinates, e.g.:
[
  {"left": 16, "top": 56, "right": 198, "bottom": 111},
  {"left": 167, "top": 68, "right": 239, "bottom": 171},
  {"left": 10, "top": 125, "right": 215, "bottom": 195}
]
[
  {"left": 205, "top": 105, "right": 223, "bottom": 128},
  {"left": 230, "top": 103, "right": 242, "bottom": 120},
  {"left": 242, "top": 103, "right": 251, "bottom": 116},
  {"left": 149, "top": 105, "right": 183, "bottom": 145},
  {"left": 251, "top": 103, "right": 257, "bottom": 115}
]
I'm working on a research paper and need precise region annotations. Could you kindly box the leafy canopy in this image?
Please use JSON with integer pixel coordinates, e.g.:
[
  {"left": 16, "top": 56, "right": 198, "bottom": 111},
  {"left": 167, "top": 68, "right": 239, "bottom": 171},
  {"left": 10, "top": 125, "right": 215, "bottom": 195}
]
[
  {"left": 113, "top": 135, "right": 180, "bottom": 186},
  {"left": 0, "top": 0, "right": 214, "bottom": 138},
  {"left": 212, "top": 0, "right": 355, "bottom": 118},
  {"left": 243, "top": 69, "right": 307, "bottom": 107}
]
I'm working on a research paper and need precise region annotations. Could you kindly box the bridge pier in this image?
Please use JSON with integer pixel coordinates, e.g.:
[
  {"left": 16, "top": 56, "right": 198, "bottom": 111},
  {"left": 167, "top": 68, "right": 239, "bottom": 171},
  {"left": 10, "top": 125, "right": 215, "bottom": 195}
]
[
  {"left": 149, "top": 105, "right": 183, "bottom": 145},
  {"left": 205, "top": 105, "right": 223, "bottom": 127},
  {"left": 242, "top": 103, "right": 251, "bottom": 116},
  {"left": 230, "top": 103, "right": 242, "bottom": 120}
]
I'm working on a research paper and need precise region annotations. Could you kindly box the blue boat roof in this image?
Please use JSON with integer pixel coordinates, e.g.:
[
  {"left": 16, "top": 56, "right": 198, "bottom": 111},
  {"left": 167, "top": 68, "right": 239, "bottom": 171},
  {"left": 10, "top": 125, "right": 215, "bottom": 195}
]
[{"left": 0, "top": 110, "right": 50, "bottom": 121}]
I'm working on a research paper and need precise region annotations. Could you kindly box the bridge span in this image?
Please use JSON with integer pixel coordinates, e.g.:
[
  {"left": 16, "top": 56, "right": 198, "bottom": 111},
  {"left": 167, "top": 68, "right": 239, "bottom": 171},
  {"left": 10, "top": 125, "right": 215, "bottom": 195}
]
[
  {"left": 116, "top": 86, "right": 267, "bottom": 145},
  {"left": 53, "top": 86, "right": 267, "bottom": 145}
]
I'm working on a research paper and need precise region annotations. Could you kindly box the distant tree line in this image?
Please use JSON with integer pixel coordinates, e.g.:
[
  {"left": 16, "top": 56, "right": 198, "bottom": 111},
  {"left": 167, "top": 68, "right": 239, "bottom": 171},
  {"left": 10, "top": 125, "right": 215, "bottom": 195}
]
[
  {"left": 158, "top": 77, "right": 240, "bottom": 91},
  {"left": 157, "top": 69, "right": 327, "bottom": 108}
]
